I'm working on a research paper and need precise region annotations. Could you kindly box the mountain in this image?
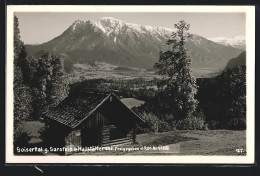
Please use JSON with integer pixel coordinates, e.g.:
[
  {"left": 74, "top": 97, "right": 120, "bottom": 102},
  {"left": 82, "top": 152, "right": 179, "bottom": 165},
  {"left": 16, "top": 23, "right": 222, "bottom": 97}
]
[
  {"left": 225, "top": 51, "right": 246, "bottom": 69},
  {"left": 26, "top": 17, "right": 244, "bottom": 71},
  {"left": 208, "top": 36, "right": 246, "bottom": 50}
]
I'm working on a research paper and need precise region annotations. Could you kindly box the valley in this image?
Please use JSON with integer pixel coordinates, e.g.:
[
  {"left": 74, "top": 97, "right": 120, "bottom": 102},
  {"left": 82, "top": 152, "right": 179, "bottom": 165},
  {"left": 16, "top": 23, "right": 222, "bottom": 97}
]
[{"left": 68, "top": 62, "right": 222, "bottom": 84}]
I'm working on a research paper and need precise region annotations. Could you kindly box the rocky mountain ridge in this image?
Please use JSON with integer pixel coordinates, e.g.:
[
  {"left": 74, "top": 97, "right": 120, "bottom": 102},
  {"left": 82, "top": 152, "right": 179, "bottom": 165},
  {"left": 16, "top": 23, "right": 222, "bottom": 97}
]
[{"left": 26, "top": 17, "right": 244, "bottom": 72}]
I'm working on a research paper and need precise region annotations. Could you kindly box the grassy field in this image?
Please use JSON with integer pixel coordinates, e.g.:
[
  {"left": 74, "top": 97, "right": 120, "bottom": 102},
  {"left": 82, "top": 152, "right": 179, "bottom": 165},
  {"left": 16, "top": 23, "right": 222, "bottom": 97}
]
[
  {"left": 134, "top": 130, "right": 246, "bottom": 155},
  {"left": 21, "top": 120, "right": 45, "bottom": 145},
  {"left": 73, "top": 130, "right": 246, "bottom": 156},
  {"left": 120, "top": 98, "right": 145, "bottom": 108},
  {"left": 21, "top": 121, "right": 246, "bottom": 156}
]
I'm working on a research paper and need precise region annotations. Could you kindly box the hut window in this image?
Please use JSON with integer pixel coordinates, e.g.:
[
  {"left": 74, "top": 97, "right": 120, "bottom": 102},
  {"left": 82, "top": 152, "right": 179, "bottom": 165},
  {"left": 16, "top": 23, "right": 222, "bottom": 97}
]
[
  {"left": 110, "top": 128, "right": 127, "bottom": 140},
  {"left": 109, "top": 96, "right": 113, "bottom": 102}
]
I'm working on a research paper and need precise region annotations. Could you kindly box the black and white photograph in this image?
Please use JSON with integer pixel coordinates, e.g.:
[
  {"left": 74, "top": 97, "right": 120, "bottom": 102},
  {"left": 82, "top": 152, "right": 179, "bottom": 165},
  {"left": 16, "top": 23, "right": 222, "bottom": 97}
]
[{"left": 6, "top": 5, "right": 255, "bottom": 163}]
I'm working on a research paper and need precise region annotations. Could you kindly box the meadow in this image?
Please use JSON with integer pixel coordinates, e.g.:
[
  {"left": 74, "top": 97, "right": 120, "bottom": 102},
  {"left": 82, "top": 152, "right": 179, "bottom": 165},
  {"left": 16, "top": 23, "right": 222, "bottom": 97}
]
[{"left": 72, "top": 130, "right": 246, "bottom": 156}]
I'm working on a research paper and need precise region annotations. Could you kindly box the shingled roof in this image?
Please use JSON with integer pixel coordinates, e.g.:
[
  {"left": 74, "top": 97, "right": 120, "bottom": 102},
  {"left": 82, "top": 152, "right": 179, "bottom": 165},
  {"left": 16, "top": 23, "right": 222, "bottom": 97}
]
[
  {"left": 45, "top": 92, "right": 110, "bottom": 128},
  {"left": 45, "top": 91, "right": 143, "bottom": 129}
]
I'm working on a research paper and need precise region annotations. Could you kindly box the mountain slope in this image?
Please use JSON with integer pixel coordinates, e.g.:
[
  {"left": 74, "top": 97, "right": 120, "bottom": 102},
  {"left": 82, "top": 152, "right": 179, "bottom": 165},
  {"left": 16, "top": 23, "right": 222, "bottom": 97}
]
[
  {"left": 26, "top": 17, "right": 244, "bottom": 71},
  {"left": 225, "top": 51, "right": 246, "bottom": 69},
  {"left": 208, "top": 36, "right": 246, "bottom": 50}
]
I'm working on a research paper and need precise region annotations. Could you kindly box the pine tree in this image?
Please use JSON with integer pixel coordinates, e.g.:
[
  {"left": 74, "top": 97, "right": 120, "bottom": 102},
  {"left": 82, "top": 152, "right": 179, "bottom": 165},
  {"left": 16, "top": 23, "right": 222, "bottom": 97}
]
[
  {"left": 14, "top": 15, "right": 38, "bottom": 87},
  {"left": 14, "top": 15, "right": 23, "bottom": 61},
  {"left": 13, "top": 15, "right": 32, "bottom": 142},
  {"left": 154, "top": 20, "right": 198, "bottom": 119},
  {"left": 19, "top": 46, "right": 38, "bottom": 86}
]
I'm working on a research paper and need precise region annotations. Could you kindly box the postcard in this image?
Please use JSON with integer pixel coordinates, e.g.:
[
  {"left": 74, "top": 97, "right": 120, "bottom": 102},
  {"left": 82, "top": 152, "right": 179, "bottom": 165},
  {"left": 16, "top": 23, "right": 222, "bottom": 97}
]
[{"left": 6, "top": 5, "right": 255, "bottom": 164}]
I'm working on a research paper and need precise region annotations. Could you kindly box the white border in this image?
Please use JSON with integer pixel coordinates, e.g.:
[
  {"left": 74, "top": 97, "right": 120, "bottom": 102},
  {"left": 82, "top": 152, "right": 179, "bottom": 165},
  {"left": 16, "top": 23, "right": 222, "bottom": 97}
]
[{"left": 6, "top": 5, "right": 255, "bottom": 164}]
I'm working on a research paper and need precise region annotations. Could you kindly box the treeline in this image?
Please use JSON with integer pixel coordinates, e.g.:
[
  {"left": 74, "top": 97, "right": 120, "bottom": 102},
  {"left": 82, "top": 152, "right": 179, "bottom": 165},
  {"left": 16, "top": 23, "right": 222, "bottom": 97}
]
[
  {"left": 133, "top": 65, "right": 246, "bottom": 133},
  {"left": 70, "top": 78, "right": 157, "bottom": 101},
  {"left": 13, "top": 15, "right": 69, "bottom": 147},
  {"left": 196, "top": 66, "right": 246, "bottom": 130}
]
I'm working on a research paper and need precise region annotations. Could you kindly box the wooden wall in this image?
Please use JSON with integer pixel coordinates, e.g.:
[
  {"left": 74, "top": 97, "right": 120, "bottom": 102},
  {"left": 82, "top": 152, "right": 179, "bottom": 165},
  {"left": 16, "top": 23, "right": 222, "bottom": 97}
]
[
  {"left": 101, "top": 120, "right": 134, "bottom": 147},
  {"left": 65, "top": 111, "right": 136, "bottom": 148}
]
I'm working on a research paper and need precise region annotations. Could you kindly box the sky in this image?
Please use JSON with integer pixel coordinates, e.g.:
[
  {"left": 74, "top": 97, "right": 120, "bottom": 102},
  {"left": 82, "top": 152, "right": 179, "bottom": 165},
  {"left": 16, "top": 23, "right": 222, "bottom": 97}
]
[{"left": 16, "top": 12, "right": 246, "bottom": 44}]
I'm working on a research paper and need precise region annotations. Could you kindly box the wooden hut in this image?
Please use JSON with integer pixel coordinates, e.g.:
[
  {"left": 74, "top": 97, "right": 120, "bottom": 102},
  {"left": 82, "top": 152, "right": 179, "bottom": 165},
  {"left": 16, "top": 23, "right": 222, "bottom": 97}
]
[{"left": 45, "top": 91, "right": 143, "bottom": 154}]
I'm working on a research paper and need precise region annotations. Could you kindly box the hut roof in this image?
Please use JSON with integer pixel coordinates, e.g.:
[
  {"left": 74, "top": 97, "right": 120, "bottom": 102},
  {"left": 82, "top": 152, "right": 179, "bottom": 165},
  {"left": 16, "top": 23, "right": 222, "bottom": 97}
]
[{"left": 45, "top": 91, "right": 143, "bottom": 128}]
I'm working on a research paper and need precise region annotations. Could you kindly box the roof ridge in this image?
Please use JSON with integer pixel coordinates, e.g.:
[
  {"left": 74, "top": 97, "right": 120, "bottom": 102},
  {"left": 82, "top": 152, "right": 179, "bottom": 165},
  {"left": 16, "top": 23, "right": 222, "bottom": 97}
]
[
  {"left": 72, "top": 93, "right": 112, "bottom": 128},
  {"left": 45, "top": 92, "right": 143, "bottom": 128}
]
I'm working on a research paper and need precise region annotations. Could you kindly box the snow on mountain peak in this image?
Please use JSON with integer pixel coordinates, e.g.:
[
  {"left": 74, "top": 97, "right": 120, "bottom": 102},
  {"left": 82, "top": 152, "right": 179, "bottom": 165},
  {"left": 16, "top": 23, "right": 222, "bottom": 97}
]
[
  {"left": 94, "top": 17, "right": 174, "bottom": 38},
  {"left": 233, "top": 36, "right": 246, "bottom": 40},
  {"left": 209, "top": 36, "right": 246, "bottom": 43},
  {"left": 70, "top": 17, "right": 177, "bottom": 41},
  {"left": 208, "top": 36, "right": 246, "bottom": 49},
  {"left": 71, "top": 19, "right": 85, "bottom": 30},
  {"left": 100, "top": 17, "right": 124, "bottom": 22}
]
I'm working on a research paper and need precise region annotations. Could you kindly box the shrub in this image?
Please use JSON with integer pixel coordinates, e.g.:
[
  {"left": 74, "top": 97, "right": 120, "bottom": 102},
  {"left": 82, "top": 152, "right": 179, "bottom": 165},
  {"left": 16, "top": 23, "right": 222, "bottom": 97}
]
[
  {"left": 136, "top": 122, "right": 150, "bottom": 134},
  {"left": 14, "top": 131, "right": 30, "bottom": 147},
  {"left": 13, "top": 124, "right": 30, "bottom": 154},
  {"left": 176, "top": 117, "right": 206, "bottom": 130},
  {"left": 202, "top": 123, "right": 209, "bottom": 130},
  {"left": 196, "top": 109, "right": 206, "bottom": 120},
  {"left": 225, "top": 118, "right": 246, "bottom": 130},
  {"left": 158, "top": 120, "right": 172, "bottom": 133},
  {"left": 137, "top": 112, "right": 172, "bottom": 134},
  {"left": 208, "top": 120, "right": 219, "bottom": 130},
  {"left": 137, "top": 112, "right": 159, "bottom": 134}
]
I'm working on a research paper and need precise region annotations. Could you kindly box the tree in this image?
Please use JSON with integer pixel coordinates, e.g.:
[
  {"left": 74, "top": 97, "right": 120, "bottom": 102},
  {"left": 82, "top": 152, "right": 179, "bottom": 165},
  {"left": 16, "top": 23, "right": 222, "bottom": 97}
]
[
  {"left": 33, "top": 52, "right": 69, "bottom": 118},
  {"left": 14, "top": 15, "right": 38, "bottom": 86},
  {"left": 13, "top": 15, "right": 32, "bottom": 145},
  {"left": 217, "top": 66, "right": 246, "bottom": 129},
  {"left": 47, "top": 54, "right": 69, "bottom": 108},
  {"left": 19, "top": 47, "right": 38, "bottom": 87},
  {"left": 33, "top": 53, "right": 52, "bottom": 117},
  {"left": 13, "top": 14, "right": 32, "bottom": 126},
  {"left": 195, "top": 65, "right": 246, "bottom": 130},
  {"left": 13, "top": 65, "right": 32, "bottom": 130},
  {"left": 14, "top": 15, "right": 23, "bottom": 61},
  {"left": 154, "top": 20, "right": 198, "bottom": 120}
]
